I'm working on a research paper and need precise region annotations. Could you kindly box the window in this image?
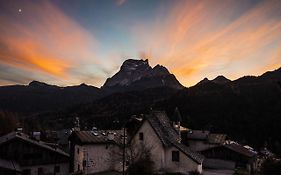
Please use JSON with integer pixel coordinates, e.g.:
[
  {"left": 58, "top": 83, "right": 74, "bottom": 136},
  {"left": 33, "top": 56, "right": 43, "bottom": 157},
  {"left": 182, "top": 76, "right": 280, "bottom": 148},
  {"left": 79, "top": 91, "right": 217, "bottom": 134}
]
[
  {"left": 78, "top": 164, "right": 80, "bottom": 171},
  {"left": 172, "top": 151, "right": 180, "bottom": 162},
  {"left": 77, "top": 147, "right": 79, "bottom": 154},
  {"left": 139, "top": 132, "right": 144, "bottom": 141},
  {"left": 54, "top": 166, "right": 60, "bottom": 173},
  {"left": 38, "top": 168, "right": 43, "bottom": 175}
]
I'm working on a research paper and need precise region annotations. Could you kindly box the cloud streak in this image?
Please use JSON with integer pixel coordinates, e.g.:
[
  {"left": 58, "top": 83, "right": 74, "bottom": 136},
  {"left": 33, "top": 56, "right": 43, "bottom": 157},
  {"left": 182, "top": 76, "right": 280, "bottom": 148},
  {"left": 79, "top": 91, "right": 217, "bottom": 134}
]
[
  {"left": 132, "top": 0, "right": 281, "bottom": 86},
  {"left": 0, "top": 1, "right": 99, "bottom": 84}
]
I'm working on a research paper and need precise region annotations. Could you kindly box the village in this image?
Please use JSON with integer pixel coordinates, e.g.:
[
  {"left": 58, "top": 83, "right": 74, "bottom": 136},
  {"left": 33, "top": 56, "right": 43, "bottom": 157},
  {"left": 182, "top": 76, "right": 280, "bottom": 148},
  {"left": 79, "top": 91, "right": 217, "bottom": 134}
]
[{"left": 0, "top": 109, "right": 277, "bottom": 175}]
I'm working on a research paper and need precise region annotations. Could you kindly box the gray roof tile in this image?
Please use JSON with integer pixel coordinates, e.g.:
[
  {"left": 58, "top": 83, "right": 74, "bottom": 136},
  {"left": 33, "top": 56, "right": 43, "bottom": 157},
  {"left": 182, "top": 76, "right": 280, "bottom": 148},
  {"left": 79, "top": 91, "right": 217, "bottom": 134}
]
[{"left": 146, "top": 111, "right": 204, "bottom": 164}]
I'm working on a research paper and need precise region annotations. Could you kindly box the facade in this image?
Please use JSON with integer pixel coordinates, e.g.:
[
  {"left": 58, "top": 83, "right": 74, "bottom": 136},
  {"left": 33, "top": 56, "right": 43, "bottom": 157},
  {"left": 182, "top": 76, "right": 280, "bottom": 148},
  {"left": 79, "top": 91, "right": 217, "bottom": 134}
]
[
  {"left": 129, "top": 111, "right": 204, "bottom": 174},
  {"left": 69, "top": 130, "right": 124, "bottom": 174},
  {"left": 201, "top": 143, "right": 258, "bottom": 174},
  {"left": 0, "top": 132, "right": 69, "bottom": 175}
]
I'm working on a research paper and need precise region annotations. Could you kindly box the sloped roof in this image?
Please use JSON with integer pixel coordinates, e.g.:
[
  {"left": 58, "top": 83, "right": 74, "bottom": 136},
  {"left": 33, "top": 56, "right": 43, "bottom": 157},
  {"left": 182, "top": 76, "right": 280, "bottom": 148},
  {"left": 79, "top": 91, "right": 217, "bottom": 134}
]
[
  {"left": 207, "top": 134, "right": 227, "bottom": 144},
  {"left": 146, "top": 111, "right": 204, "bottom": 164},
  {"left": 185, "top": 130, "right": 210, "bottom": 140},
  {"left": 70, "top": 130, "right": 123, "bottom": 145},
  {"left": 224, "top": 143, "right": 257, "bottom": 158},
  {"left": 0, "top": 132, "right": 69, "bottom": 157}
]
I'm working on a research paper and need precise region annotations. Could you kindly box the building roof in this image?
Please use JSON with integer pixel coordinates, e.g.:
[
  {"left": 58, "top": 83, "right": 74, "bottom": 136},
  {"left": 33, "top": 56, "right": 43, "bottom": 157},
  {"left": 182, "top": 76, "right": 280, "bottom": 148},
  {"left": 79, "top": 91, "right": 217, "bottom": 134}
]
[
  {"left": 207, "top": 134, "right": 227, "bottom": 144},
  {"left": 224, "top": 143, "right": 257, "bottom": 158},
  {"left": 146, "top": 111, "right": 204, "bottom": 164},
  {"left": 69, "top": 130, "right": 123, "bottom": 145},
  {"left": 185, "top": 130, "right": 210, "bottom": 140},
  {"left": 0, "top": 132, "right": 69, "bottom": 157},
  {"left": 0, "top": 158, "right": 21, "bottom": 172}
]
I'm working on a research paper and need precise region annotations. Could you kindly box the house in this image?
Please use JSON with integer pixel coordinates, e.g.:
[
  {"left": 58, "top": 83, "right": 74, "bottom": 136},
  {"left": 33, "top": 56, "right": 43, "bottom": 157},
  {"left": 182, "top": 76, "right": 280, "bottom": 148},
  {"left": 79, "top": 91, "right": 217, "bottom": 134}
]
[
  {"left": 181, "top": 130, "right": 227, "bottom": 152},
  {"left": 69, "top": 130, "right": 124, "bottom": 174},
  {"left": 129, "top": 111, "right": 204, "bottom": 174},
  {"left": 201, "top": 142, "right": 258, "bottom": 174},
  {"left": 0, "top": 132, "right": 70, "bottom": 175}
]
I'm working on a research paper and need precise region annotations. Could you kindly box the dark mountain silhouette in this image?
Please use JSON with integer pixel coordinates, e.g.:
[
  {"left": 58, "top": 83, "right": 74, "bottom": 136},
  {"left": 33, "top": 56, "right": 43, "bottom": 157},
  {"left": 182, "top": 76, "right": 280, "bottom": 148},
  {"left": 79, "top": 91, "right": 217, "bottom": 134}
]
[
  {"left": 0, "top": 81, "right": 101, "bottom": 113},
  {"left": 103, "top": 59, "right": 183, "bottom": 91},
  {"left": 197, "top": 75, "right": 231, "bottom": 86},
  {"left": 212, "top": 75, "right": 231, "bottom": 84},
  {"left": 0, "top": 59, "right": 183, "bottom": 113}
]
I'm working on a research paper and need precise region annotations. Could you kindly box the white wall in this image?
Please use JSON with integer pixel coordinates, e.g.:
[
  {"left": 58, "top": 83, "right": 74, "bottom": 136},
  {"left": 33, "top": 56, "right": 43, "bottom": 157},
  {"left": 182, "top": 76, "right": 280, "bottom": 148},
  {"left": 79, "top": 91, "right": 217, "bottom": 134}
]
[
  {"left": 164, "top": 147, "right": 202, "bottom": 174},
  {"left": 131, "top": 121, "right": 202, "bottom": 174},
  {"left": 22, "top": 163, "right": 69, "bottom": 175},
  {"left": 73, "top": 144, "right": 123, "bottom": 174},
  {"left": 130, "top": 120, "right": 165, "bottom": 171},
  {"left": 73, "top": 144, "right": 84, "bottom": 172}
]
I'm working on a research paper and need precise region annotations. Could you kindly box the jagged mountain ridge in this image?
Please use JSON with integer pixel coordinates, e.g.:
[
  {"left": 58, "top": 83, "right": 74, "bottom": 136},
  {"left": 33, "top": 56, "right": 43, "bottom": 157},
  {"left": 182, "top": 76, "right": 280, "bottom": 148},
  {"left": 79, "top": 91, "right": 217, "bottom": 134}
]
[
  {"left": 103, "top": 59, "right": 183, "bottom": 90},
  {"left": 0, "top": 59, "right": 184, "bottom": 113},
  {"left": 0, "top": 59, "right": 280, "bottom": 115}
]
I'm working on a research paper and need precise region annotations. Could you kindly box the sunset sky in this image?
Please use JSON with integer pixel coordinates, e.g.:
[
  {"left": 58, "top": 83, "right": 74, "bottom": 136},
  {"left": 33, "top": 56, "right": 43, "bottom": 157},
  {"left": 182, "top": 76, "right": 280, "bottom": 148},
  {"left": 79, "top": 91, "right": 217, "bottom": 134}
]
[{"left": 0, "top": 0, "right": 281, "bottom": 87}]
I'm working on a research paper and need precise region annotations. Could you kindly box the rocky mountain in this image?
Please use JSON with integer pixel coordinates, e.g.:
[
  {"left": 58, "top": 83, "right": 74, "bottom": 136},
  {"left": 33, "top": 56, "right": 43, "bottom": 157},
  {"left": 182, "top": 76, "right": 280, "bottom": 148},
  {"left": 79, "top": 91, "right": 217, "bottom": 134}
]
[
  {"left": 103, "top": 59, "right": 183, "bottom": 90},
  {"left": 0, "top": 59, "right": 184, "bottom": 114}
]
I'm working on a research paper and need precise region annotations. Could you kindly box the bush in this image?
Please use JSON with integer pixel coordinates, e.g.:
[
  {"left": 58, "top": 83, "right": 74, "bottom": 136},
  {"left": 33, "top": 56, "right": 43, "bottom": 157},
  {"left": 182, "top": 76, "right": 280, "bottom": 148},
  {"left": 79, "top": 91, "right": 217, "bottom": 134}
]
[{"left": 127, "top": 153, "right": 154, "bottom": 175}]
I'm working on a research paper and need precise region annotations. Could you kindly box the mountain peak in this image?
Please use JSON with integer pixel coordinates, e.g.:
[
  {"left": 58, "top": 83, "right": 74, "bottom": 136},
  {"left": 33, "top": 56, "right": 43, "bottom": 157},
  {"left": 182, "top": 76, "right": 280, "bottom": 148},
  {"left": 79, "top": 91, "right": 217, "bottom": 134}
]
[
  {"left": 152, "top": 64, "right": 170, "bottom": 76},
  {"left": 212, "top": 75, "right": 230, "bottom": 84},
  {"left": 120, "top": 59, "right": 150, "bottom": 72},
  {"left": 196, "top": 78, "right": 210, "bottom": 85},
  {"left": 103, "top": 59, "right": 183, "bottom": 90},
  {"left": 29, "top": 81, "right": 51, "bottom": 87}
]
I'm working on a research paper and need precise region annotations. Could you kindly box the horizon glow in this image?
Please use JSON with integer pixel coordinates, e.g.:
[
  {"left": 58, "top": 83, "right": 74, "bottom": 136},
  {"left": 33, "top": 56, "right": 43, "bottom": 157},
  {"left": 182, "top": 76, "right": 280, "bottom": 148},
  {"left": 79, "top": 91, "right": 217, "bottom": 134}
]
[{"left": 0, "top": 0, "right": 280, "bottom": 87}]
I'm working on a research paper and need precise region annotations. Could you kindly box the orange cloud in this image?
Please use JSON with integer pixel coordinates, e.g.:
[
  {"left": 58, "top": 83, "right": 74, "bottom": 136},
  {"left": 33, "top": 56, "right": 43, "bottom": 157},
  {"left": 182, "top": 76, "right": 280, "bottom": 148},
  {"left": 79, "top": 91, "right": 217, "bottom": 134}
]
[
  {"left": 0, "top": 1, "right": 97, "bottom": 80},
  {"left": 132, "top": 0, "right": 281, "bottom": 86}
]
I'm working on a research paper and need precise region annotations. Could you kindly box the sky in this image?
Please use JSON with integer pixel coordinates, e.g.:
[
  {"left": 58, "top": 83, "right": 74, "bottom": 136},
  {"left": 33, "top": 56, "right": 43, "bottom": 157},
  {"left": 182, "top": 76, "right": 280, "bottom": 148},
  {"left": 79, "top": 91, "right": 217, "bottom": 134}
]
[{"left": 0, "top": 0, "right": 281, "bottom": 87}]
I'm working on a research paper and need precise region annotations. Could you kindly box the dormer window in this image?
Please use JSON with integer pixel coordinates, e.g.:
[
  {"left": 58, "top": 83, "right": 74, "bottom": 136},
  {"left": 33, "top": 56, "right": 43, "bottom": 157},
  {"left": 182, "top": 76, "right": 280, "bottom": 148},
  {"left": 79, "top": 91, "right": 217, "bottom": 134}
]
[{"left": 139, "top": 132, "right": 144, "bottom": 141}]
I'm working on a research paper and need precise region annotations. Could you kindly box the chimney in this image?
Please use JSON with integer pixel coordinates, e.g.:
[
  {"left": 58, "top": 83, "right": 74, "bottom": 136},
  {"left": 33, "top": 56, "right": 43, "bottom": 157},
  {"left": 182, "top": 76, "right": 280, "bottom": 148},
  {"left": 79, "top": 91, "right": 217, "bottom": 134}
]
[
  {"left": 16, "top": 127, "right": 23, "bottom": 133},
  {"left": 73, "top": 117, "right": 80, "bottom": 131},
  {"left": 173, "top": 107, "right": 182, "bottom": 143},
  {"left": 32, "top": 131, "right": 41, "bottom": 141}
]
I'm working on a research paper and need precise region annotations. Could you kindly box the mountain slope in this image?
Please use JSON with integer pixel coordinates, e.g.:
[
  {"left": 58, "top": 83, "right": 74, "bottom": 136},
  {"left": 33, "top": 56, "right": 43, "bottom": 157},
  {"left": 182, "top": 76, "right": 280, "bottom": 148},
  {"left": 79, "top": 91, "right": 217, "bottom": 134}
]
[{"left": 0, "top": 81, "right": 101, "bottom": 113}]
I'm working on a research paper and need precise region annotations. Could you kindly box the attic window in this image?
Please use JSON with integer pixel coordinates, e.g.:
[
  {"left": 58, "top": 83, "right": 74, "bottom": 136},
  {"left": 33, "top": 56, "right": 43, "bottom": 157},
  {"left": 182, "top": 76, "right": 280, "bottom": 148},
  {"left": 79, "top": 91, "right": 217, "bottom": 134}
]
[
  {"left": 172, "top": 151, "right": 180, "bottom": 162},
  {"left": 139, "top": 132, "right": 144, "bottom": 141}
]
